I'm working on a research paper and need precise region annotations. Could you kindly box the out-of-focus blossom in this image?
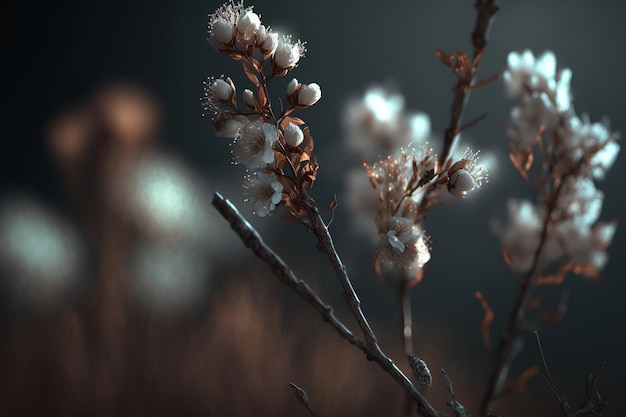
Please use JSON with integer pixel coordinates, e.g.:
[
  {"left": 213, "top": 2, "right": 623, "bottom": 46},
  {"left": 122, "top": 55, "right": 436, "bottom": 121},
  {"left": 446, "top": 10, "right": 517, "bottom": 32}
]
[
  {"left": 243, "top": 171, "right": 283, "bottom": 216},
  {"left": 376, "top": 217, "right": 430, "bottom": 281},
  {"left": 0, "top": 198, "right": 86, "bottom": 311},
  {"left": 556, "top": 115, "right": 620, "bottom": 179},
  {"left": 130, "top": 242, "right": 210, "bottom": 316},
  {"left": 492, "top": 199, "right": 544, "bottom": 272},
  {"left": 343, "top": 87, "right": 431, "bottom": 158},
  {"left": 233, "top": 121, "right": 277, "bottom": 168}
]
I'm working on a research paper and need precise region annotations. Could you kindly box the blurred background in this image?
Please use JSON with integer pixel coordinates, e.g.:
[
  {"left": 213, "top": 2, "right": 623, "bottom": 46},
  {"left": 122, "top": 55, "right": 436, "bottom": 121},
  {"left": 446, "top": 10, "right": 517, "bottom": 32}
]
[{"left": 1, "top": 0, "right": 624, "bottom": 416}]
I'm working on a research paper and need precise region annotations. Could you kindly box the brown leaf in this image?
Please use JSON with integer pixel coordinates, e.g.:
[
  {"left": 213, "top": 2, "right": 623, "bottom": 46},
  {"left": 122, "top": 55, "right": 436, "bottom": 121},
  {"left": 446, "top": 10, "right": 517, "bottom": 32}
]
[
  {"left": 475, "top": 291, "right": 494, "bottom": 351},
  {"left": 242, "top": 62, "right": 260, "bottom": 86}
]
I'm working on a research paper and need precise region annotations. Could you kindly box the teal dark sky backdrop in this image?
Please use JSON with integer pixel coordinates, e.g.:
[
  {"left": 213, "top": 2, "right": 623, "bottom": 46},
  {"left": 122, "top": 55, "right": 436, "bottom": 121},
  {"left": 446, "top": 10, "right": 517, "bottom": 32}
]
[{"left": 1, "top": 0, "right": 625, "bottom": 415}]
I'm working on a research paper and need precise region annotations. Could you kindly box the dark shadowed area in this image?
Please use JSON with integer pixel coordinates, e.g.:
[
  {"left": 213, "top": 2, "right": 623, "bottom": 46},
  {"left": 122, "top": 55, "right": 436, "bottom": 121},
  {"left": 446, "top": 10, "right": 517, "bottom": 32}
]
[{"left": 1, "top": 0, "right": 625, "bottom": 416}]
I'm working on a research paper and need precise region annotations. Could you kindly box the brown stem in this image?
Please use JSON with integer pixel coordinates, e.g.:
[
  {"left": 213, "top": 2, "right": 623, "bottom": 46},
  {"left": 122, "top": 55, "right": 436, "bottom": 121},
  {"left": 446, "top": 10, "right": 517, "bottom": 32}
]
[
  {"left": 480, "top": 181, "right": 564, "bottom": 415},
  {"left": 438, "top": 0, "right": 499, "bottom": 169},
  {"left": 212, "top": 192, "right": 442, "bottom": 417},
  {"left": 399, "top": 283, "right": 415, "bottom": 417}
]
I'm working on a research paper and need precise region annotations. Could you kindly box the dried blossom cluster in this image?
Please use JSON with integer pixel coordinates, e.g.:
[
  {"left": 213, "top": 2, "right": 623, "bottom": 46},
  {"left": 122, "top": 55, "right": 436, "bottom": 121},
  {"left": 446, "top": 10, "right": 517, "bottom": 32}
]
[
  {"left": 203, "top": 0, "right": 321, "bottom": 219},
  {"left": 343, "top": 88, "right": 488, "bottom": 284},
  {"left": 494, "top": 50, "right": 619, "bottom": 278}
]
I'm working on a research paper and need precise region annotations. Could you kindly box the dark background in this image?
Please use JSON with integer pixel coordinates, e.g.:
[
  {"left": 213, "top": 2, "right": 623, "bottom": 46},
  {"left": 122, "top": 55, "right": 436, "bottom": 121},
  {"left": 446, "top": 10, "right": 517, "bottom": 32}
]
[{"left": 1, "top": 0, "right": 625, "bottom": 415}]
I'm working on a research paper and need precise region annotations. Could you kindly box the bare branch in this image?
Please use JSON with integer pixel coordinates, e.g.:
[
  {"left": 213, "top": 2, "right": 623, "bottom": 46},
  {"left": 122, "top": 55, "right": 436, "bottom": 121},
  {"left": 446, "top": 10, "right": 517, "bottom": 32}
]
[{"left": 212, "top": 192, "right": 443, "bottom": 417}]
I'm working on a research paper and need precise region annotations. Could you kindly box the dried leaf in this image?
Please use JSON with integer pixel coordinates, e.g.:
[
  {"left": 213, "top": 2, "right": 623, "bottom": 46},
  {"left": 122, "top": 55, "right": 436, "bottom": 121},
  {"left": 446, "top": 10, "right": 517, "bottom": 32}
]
[
  {"left": 474, "top": 291, "right": 494, "bottom": 351},
  {"left": 504, "top": 365, "right": 539, "bottom": 394},
  {"left": 242, "top": 62, "right": 260, "bottom": 86},
  {"left": 327, "top": 195, "right": 337, "bottom": 210}
]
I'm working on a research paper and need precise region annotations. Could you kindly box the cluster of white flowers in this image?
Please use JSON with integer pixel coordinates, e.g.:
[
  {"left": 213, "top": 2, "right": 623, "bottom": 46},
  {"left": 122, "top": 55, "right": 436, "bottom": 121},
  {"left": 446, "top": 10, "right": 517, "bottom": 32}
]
[
  {"left": 496, "top": 50, "right": 619, "bottom": 277},
  {"left": 343, "top": 86, "right": 431, "bottom": 159},
  {"left": 343, "top": 86, "right": 490, "bottom": 283},
  {"left": 204, "top": 1, "right": 322, "bottom": 217},
  {"left": 365, "top": 145, "right": 437, "bottom": 282}
]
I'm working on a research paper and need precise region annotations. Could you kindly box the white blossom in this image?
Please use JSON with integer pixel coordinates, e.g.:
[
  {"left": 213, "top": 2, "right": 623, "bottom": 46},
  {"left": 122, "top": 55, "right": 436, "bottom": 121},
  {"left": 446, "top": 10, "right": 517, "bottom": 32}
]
[
  {"left": 212, "top": 114, "right": 250, "bottom": 138},
  {"left": 209, "top": 78, "right": 233, "bottom": 102},
  {"left": 557, "top": 115, "right": 620, "bottom": 179},
  {"left": 236, "top": 10, "right": 261, "bottom": 41},
  {"left": 233, "top": 121, "right": 277, "bottom": 167},
  {"left": 274, "top": 35, "right": 305, "bottom": 68},
  {"left": 212, "top": 19, "right": 236, "bottom": 44},
  {"left": 447, "top": 148, "right": 488, "bottom": 198},
  {"left": 377, "top": 217, "right": 431, "bottom": 280},
  {"left": 286, "top": 78, "right": 299, "bottom": 96},
  {"left": 297, "top": 83, "right": 321, "bottom": 107},
  {"left": 257, "top": 25, "right": 278, "bottom": 55},
  {"left": 243, "top": 88, "right": 256, "bottom": 108},
  {"left": 208, "top": 1, "right": 247, "bottom": 48},
  {"left": 243, "top": 171, "right": 283, "bottom": 216},
  {"left": 343, "top": 86, "right": 431, "bottom": 158},
  {"left": 283, "top": 122, "right": 304, "bottom": 147},
  {"left": 492, "top": 199, "right": 544, "bottom": 272}
]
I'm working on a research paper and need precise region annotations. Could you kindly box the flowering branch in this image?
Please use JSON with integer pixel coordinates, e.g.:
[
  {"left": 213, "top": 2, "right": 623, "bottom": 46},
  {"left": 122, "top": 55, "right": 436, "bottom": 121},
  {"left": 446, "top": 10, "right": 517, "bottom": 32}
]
[
  {"left": 481, "top": 180, "right": 564, "bottom": 414},
  {"left": 212, "top": 192, "right": 443, "bottom": 417},
  {"left": 485, "top": 47, "right": 619, "bottom": 414}
]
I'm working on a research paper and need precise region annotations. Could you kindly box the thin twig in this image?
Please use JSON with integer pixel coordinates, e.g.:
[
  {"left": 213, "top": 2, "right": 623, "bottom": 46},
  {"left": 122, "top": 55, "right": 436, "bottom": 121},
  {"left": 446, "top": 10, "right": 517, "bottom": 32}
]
[
  {"left": 212, "top": 192, "right": 367, "bottom": 352},
  {"left": 438, "top": 0, "right": 500, "bottom": 168},
  {"left": 399, "top": 283, "right": 415, "bottom": 417},
  {"left": 212, "top": 192, "right": 442, "bottom": 417}
]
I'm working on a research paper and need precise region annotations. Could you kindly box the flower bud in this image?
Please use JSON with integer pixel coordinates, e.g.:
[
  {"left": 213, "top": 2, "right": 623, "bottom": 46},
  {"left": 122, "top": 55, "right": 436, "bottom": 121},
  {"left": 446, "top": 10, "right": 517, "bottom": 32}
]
[
  {"left": 275, "top": 37, "right": 303, "bottom": 68},
  {"left": 243, "top": 89, "right": 256, "bottom": 109},
  {"left": 448, "top": 169, "right": 476, "bottom": 197},
  {"left": 283, "top": 122, "right": 304, "bottom": 147},
  {"left": 210, "top": 78, "right": 234, "bottom": 102},
  {"left": 286, "top": 78, "right": 299, "bottom": 96},
  {"left": 212, "top": 19, "right": 236, "bottom": 44},
  {"left": 297, "top": 83, "right": 321, "bottom": 107},
  {"left": 236, "top": 10, "right": 261, "bottom": 39},
  {"left": 261, "top": 31, "right": 278, "bottom": 55}
]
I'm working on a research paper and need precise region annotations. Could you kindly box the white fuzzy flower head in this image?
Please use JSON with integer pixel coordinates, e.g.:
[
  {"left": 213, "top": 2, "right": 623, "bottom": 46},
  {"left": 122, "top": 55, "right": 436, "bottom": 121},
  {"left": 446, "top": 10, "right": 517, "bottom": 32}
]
[
  {"left": 208, "top": 1, "right": 247, "bottom": 48},
  {"left": 343, "top": 86, "right": 431, "bottom": 158},
  {"left": 209, "top": 78, "right": 234, "bottom": 102},
  {"left": 211, "top": 113, "right": 251, "bottom": 139},
  {"left": 296, "top": 83, "right": 321, "bottom": 107},
  {"left": 274, "top": 35, "right": 306, "bottom": 69},
  {"left": 504, "top": 50, "right": 556, "bottom": 98},
  {"left": 492, "top": 199, "right": 544, "bottom": 272},
  {"left": 557, "top": 115, "right": 620, "bottom": 179},
  {"left": 243, "top": 171, "right": 283, "bottom": 217},
  {"left": 257, "top": 26, "right": 278, "bottom": 55},
  {"left": 233, "top": 121, "right": 277, "bottom": 168},
  {"left": 212, "top": 19, "right": 236, "bottom": 44},
  {"left": 447, "top": 148, "right": 488, "bottom": 198},
  {"left": 377, "top": 217, "right": 431, "bottom": 281},
  {"left": 283, "top": 122, "right": 304, "bottom": 147},
  {"left": 236, "top": 9, "right": 261, "bottom": 41}
]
